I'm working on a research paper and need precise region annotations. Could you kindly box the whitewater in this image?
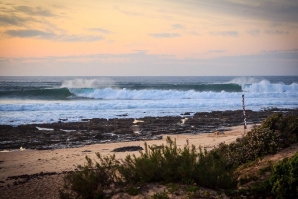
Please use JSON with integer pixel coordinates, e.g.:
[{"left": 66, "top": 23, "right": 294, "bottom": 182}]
[{"left": 0, "top": 76, "right": 297, "bottom": 125}]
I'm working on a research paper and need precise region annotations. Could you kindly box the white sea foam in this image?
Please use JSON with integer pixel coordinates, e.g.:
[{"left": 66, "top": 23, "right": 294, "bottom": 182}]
[
  {"left": 1, "top": 91, "right": 297, "bottom": 126},
  {"left": 243, "top": 81, "right": 298, "bottom": 93},
  {"left": 1, "top": 76, "right": 297, "bottom": 126},
  {"left": 228, "top": 77, "right": 298, "bottom": 93},
  {"left": 67, "top": 83, "right": 298, "bottom": 100}
]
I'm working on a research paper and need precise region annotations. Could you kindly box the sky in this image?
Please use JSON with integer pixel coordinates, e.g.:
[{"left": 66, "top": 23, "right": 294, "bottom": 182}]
[{"left": 0, "top": 0, "right": 298, "bottom": 76}]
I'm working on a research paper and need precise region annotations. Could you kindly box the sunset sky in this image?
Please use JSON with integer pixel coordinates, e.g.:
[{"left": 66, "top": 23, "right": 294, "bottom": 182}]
[{"left": 0, "top": 0, "right": 298, "bottom": 76}]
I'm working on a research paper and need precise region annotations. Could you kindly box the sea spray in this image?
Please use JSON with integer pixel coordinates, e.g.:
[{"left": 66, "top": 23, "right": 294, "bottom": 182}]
[{"left": 61, "top": 78, "right": 117, "bottom": 89}]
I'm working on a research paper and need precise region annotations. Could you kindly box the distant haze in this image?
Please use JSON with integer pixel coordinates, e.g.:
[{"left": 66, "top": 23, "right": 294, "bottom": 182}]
[{"left": 0, "top": 0, "right": 298, "bottom": 76}]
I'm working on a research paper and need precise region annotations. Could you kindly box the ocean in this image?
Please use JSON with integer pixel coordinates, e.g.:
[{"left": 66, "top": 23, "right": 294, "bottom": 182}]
[{"left": 0, "top": 76, "right": 297, "bottom": 126}]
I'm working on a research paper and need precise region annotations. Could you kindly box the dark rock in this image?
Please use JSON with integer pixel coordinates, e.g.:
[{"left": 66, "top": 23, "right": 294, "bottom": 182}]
[
  {"left": 81, "top": 119, "right": 90, "bottom": 121},
  {"left": 153, "top": 135, "right": 163, "bottom": 140},
  {"left": 114, "top": 128, "right": 134, "bottom": 134},
  {"left": 112, "top": 146, "right": 143, "bottom": 152},
  {"left": 116, "top": 113, "right": 128, "bottom": 117},
  {"left": 90, "top": 118, "right": 108, "bottom": 123},
  {"left": 6, "top": 172, "right": 58, "bottom": 185},
  {"left": 181, "top": 112, "right": 192, "bottom": 116},
  {"left": 0, "top": 125, "right": 13, "bottom": 130},
  {"left": 94, "top": 133, "right": 104, "bottom": 139},
  {"left": 16, "top": 125, "right": 38, "bottom": 131},
  {"left": 94, "top": 133, "right": 118, "bottom": 140},
  {"left": 59, "top": 119, "right": 68, "bottom": 121},
  {"left": 1, "top": 108, "right": 297, "bottom": 151}
]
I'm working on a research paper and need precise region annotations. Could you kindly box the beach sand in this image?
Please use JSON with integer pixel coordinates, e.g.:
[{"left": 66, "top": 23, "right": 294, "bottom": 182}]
[{"left": 0, "top": 125, "right": 251, "bottom": 198}]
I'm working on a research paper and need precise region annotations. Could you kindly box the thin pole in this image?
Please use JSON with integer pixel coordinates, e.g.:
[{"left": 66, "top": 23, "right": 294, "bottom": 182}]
[{"left": 242, "top": 94, "right": 247, "bottom": 133}]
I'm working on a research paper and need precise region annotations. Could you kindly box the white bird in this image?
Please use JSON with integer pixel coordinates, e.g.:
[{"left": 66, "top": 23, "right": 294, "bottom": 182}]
[
  {"left": 180, "top": 118, "right": 189, "bottom": 125},
  {"left": 133, "top": 119, "right": 144, "bottom": 124},
  {"left": 20, "top": 146, "right": 25, "bottom": 151},
  {"left": 131, "top": 125, "right": 142, "bottom": 134}
]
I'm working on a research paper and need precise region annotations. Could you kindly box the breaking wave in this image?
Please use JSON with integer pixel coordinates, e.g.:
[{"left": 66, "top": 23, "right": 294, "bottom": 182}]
[{"left": 0, "top": 80, "right": 297, "bottom": 100}]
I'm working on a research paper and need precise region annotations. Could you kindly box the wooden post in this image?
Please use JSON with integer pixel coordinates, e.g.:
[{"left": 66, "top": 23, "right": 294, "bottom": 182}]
[{"left": 242, "top": 94, "right": 247, "bottom": 132}]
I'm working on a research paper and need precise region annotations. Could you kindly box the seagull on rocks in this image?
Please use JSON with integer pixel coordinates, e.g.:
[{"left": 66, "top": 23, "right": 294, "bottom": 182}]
[
  {"left": 133, "top": 119, "right": 144, "bottom": 124},
  {"left": 131, "top": 125, "right": 142, "bottom": 134},
  {"left": 180, "top": 118, "right": 189, "bottom": 125}
]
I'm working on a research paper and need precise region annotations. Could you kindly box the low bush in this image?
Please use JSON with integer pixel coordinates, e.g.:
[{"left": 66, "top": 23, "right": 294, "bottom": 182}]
[
  {"left": 215, "top": 113, "right": 298, "bottom": 167},
  {"left": 59, "top": 154, "right": 121, "bottom": 199},
  {"left": 269, "top": 151, "right": 298, "bottom": 199},
  {"left": 119, "top": 137, "right": 199, "bottom": 184},
  {"left": 60, "top": 113, "right": 298, "bottom": 199},
  {"left": 151, "top": 190, "right": 169, "bottom": 199},
  {"left": 242, "top": 152, "right": 298, "bottom": 199},
  {"left": 193, "top": 147, "right": 236, "bottom": 189}
]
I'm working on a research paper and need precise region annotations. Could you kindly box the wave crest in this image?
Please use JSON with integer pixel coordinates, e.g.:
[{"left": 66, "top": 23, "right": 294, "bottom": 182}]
[{"left": 243, "top": 81, "right": 298, "bottom": 93}]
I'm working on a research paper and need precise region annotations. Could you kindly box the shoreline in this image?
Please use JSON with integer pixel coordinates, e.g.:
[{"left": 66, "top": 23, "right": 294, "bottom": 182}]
[
  {"left": 0, "top": 125, "right": 252, "bottom": 187},
  {"left": 1, "top": 107, "right": 298, "bottom": 198},
  {"left": 1, "top": 108, "right": 298, "bottom": 189},
  {"left": 2, "top": 108, "right": 298, "bottom": 151}
]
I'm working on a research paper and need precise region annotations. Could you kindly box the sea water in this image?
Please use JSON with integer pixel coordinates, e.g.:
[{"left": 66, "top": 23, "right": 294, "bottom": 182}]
[{"left": 0, "top": 76, "right": 297, "bottom": 126}]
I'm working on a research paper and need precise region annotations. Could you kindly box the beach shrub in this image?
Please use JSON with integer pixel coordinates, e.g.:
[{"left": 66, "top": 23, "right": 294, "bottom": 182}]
[
  {"left": 269, "top": 151, "right": 298, "bottom": 199},
  {"left": 217, "top": 113, "right": 298, "bottom": 167},
  {"left": 166, "top": 183, "right": 179, "bottom": 194},
  {"left": 118, "top": 137, "right": 198, "bottom": 183},
  {"left": 60, "top": 113, "right": 298, "bottom": 198},
  {"left": 193, "top": 147, "right": 236, "bottom": 189},
  {"left": 117, "top": 137, "right": 236, "bottom": 189},
  {"left": 224, "top": 126, "right": 281, "bottom": 166},
  {"left": 125, "top": 186, "right": 140, "bottom": 196},
  {"left": 241, "top": 152, "right": 298, "bottom": 198},
  {"left": 261, "top": 112, "right": 298, "bottom": 146},
  {"left": 151, "top": 190, "right": 169, "bottom": 199},
  {"left": 60, "top": 154, "right": 121, "bottom": 199}
]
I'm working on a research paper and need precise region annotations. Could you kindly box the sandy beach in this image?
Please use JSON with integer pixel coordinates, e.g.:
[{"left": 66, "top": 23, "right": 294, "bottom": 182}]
[
  {"left": 0, "top": 125, "right": 251, "bottom": 186},
  {"left": 3, "top": 122, "right": 298, "bottom": 199}
]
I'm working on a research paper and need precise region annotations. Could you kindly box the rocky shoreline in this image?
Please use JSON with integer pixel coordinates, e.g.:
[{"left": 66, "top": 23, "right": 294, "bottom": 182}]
[{"left": 1, "top": 108, "right": 297, "bottom": 150}]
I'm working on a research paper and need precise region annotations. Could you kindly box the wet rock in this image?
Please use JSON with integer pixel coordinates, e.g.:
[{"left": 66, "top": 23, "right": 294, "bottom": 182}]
[
  {"left": 81, "top": 119, "right": 90, "bottom": 122},
  {"left": 1, "top": 108, "right": 297, "bottom": 150},
  {"left": 94, "top": 133, "right": 104, "bottom": 139},
  {"left": 181, "top": 112, "right": 192, "bottom": 116},
  {"left": 6, "top": 172, "right": 58, "bottom": 185},
  {"left": 116, "top": 113, "right": 128, "bottom": 117},
  {"left": 0, "top": 125, "right": 13, "bottom": 131},
  {"left": 153, "top": 135, "right": 163, "bottom": 140},
  {"left": 94, "top": 133, "right": 118, "bottom": 140},
  {"left": 59, "top": 118, "right": 68, "bottom": 121},
  {"left": 90, "top": 118, "right": 107, "bottom": 123},
  {"left": 112, "top": 146, "right": 143, "bottom": 152},
  {"left": 114, "top": 128, "right": 134, "bottom": 134},
  {"left": 16, "top": 125, "right": 38, "bottom": 131}
]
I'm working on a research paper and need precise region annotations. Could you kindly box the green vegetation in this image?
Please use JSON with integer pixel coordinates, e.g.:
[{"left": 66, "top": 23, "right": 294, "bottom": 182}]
[
  {"left": 59, "top": 113, "right": 298, "bottom": 199},
  {"left": 216, "top": 113, "right": 298, "bottom": 168},
  {"left": 269, "top": 151, "right": 298, "bottom": 198},
  {"left": 151, "top": 190, "right": 169, "bottom": 199}
]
